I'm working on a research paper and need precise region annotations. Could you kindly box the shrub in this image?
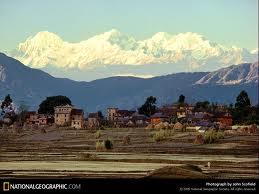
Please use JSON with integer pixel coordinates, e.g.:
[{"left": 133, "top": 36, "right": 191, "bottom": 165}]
[
  {"left": 216, "top": 131, "right": 224, "bottom": 139},
  {"left": 152, "top": 129, "right": 171, "bottom": 142},
  {"left": 203, "top": 130, "right": 224, "bottom": 144},
  {"left": 95, "top": 140, "right": 105, "bottom": 151},
  {"left": 95, "top": 130, "right": 101, "bottom": 139},
  {"left": 104, "top": 139, "right": 113, "bottom": 149}
]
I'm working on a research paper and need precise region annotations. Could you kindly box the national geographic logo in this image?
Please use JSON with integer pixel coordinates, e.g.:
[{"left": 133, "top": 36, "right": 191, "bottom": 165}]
[
  {"left": 1, "top": 182, "right": 81, "bottom": 191},
  {"left": 3, "top": 182, "right": 9, "bottom": 191}
]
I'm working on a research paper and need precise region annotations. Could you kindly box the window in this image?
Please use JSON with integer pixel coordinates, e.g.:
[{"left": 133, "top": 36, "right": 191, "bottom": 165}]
[{"left": 65, "top": 119, "right": 66, "bottom": 122}]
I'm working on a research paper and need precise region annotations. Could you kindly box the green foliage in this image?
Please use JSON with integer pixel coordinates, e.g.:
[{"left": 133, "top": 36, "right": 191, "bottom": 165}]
[
  {"left": 38, "top": 95, "right": 72, "bottom": 114},
  {"left": 152, "top": 129, "right": 171, "bottom": 142},
  {"left": 230, "top": 90, "right": 259, "bottom": 124},
  {"left": 178, "top": 94, "right": 185, "bottom": 104},
  {"left": 138, "top": 96, "right": 157, "bottom": 117},
  {"left": 1, "top": 95, "right": 15, "bottom": 123},
  {"left": 104, "top": 139, "right": 113, "bottom": 149},
  {"left": 96, "top": 139, "right": 113, "bottom": 151},
  {"left": 203, "top": 130, "right": 224, "bottom": 144},
  {"left": 194, "top": 101, "right": 210, "bottom": 112},
  {"left": 235, "top": 90, "right": 251, "bottom": 109},
  {"left": 95, "top": 130, "right": 101, "bottom": 139},
  {"left": 95, "top": 141, "right": 105, "bottom": 151},
  {"left": 1, "top": 94, "right": 13, "bottom": 110}
]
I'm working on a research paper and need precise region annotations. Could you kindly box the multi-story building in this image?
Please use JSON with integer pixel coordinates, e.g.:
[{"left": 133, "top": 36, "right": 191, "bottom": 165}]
[
  {"left": 26, "top": 111, "right": 54, "bottom": 126},
  {"left": 107, "top": 107, "right": 118, "bottom": 121},
  {"left": 87, "top": 112, "right": 103, "bottom": 128},
  {"left": 54, "top": 105, "right": 73, "bottom": 126},
  {"left": 71, "top": 109, "right": 84, "bottom": 129}
]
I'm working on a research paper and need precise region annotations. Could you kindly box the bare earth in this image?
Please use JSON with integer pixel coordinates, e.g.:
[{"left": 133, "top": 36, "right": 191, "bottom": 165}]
[{"left": 0, "top": 127, "right": 258, "bottom": 179}]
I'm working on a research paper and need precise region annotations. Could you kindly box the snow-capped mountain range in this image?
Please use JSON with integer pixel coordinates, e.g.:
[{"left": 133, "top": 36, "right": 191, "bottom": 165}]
[
  {"left": 9, "top": 29, "right": 258, "bottom": 80},
  {"left": 0, "top": 53, "right": 258, "bottom": 111}
]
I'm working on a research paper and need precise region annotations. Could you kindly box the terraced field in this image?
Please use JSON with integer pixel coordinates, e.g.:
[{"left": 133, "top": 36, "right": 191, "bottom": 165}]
[{"left": 0, "top": 127, "right": 258, "bottom": 178}]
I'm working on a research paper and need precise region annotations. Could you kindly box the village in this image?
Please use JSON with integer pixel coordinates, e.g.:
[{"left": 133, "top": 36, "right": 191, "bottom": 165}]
[
  {"left": 1, "top": 92, "right": 257, "bottom": 135},
  {"left": 0, "top": 91, "right": 258, "bottom": 179},
  {"left": 23, "top": 103, "right": 234, "bottom": 132}
]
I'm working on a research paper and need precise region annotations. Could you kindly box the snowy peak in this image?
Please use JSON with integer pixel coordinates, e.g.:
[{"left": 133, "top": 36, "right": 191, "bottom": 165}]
[
  {"left": 195, "top": 62, "right": 259, "bottom": 85},
  {"left": 19, "top": 31, "right": 63, "bottom": 50},
  {"left": 9, "top": 30, "right": 258, "bottom": 71}
]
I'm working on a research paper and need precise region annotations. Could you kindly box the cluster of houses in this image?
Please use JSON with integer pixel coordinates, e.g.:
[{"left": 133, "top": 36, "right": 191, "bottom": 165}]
[
  {"left": 24, "top": 103, "right": 233, "bottom": 130},
  {"left": 107, "top": 105, "right": 232, "bottom": 129}
]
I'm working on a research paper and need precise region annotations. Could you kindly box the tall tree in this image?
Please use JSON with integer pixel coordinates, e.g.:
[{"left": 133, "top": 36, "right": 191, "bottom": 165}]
[
  {"left": 235, "top": 90, "right": 251, "bottom": 109},
  {"left": 138, "top": 96, "right": 157, "bottom": 117},
  {"left": 232, "top": 90, "right": 252, "bottom": 124},
  {"left": 1, "top": 94, "right": 13, "bottom": 110},
  {"left": 38, "top": 95, "right": 72, "bottom": 114},
  {"left": 178, "top": 94, "right": 185, "bottom": 104},
  {"left": 1, "top": 94, "right": 14, "bottom": 117}
]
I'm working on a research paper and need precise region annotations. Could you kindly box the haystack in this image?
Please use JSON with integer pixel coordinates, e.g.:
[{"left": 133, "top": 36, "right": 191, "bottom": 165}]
[
  {"left": 194, "top": 134, "right": 204, "bottom": 144},
  {"left": 154, "top": 122, "right": 166, "bottom": 129},
  {"left": 145, "top": 124, "right": 154, "bottom": 129},
  {"left": 169, "top": 123, "right": 174, "bottom": 129},
  {"left": 173, "top": 122, "right": 183, "bottom": 131}
]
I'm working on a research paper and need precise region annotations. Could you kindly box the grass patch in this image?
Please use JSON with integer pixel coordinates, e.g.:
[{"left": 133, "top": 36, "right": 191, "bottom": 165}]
[
  {"left": 152, "top": 129, "right": 172, "bottom": 142},
  {"left": 95, "top": 140, "right": 105, "bottom": 151},
  {"left": 95, "top": 130, "right": 101, "bottom": 139},
  {"left": 203, "top": 130, "right": 225, "bottom": 144},
  {"left": 96, "top": 139, "right": 113, "bottom": 151}
]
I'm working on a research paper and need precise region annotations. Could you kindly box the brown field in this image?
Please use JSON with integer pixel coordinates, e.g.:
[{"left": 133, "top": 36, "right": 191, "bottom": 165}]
[{"left": 0, "top": 127, "right": 258, "bottom": 179}]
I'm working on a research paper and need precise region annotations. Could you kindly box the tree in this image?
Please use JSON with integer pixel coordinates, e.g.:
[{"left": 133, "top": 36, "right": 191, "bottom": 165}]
[
  {"left": 17, "top": 102, "right": 29, "bottom": 124},
  {"left": 194, "top": 101, "right": 210, "bottom": 112},
  {"left": 0, "top": 94, "right": 16, "bottom": 125},
  {"left": 1, "top": 94, "right": 14, "bottom": 117},
  {"left": 178, "top": 94, "right": 185, "bottom": 104},
  {"left": 1, "top": 94, "right": 13, "bottom": 111},
  {"left": 235, "top": 90, "right": 251, "bottom": 109},
  {"left": 38, "top": 95, "right": 72, "bottom": 114},
  {"left": 210, "top": 102, "right": 217, "bottom": 114},
  {"left": 138, "top": 96, "right": 157, "bottom": 117},
  {"left": 232, "top": 90, "right": 252, "bottom": 124}
]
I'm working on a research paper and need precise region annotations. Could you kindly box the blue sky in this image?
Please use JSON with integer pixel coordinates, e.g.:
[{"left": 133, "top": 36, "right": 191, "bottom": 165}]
[{"left": 0, "top": 0, "right": 258, "bottom": 50}]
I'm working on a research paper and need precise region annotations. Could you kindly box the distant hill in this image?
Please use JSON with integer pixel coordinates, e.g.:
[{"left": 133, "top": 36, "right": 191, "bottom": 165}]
[
  {"left": 0, "top": 53, "right": 258, "bottom": 113},
  {"left": 195, "top": 62, "right": 258, "bottom": 85}
]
